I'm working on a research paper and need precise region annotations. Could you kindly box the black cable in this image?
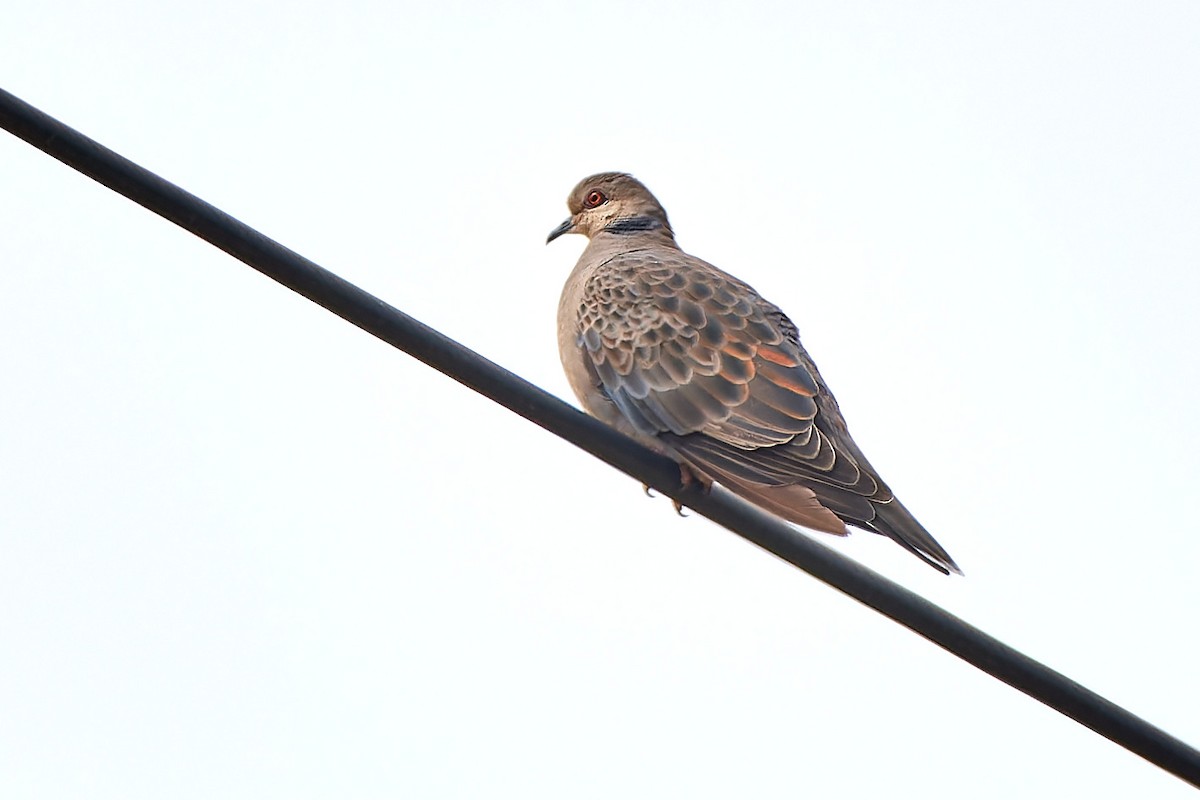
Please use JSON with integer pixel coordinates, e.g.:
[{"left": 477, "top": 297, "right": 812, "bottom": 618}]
[{"left": 2, "top": 86, "right": 1197, "bottom": 789}]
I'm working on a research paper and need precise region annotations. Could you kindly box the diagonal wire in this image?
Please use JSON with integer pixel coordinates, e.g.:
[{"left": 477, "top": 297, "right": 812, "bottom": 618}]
[{"left": 2, "top": 86, "right": 1198, "bottom": 789}]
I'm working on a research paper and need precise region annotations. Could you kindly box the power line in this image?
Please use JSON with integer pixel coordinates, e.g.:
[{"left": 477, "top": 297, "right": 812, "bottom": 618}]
[{"left": 2, "top": 85, "right": 1197, "bottom": 789}]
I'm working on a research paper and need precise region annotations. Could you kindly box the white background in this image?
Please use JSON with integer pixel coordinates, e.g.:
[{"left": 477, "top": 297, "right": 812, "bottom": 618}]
[{"left": 2, "top": 2, "right": 1198, "bottom": 797}]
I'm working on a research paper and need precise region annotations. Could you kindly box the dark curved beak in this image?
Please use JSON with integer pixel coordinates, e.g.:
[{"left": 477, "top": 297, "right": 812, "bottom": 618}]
[{"left": 546, "top": 218, "right": 575, "bottom": 244}]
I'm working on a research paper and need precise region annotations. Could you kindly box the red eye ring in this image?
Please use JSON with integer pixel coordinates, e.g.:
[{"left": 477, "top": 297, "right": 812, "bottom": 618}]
[{"left": 583, "top": 190, "right": 607, "bottom": 209}]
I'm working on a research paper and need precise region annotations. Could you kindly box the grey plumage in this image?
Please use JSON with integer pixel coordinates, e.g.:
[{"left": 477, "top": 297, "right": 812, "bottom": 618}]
[{"left": 550, "top": 172, "right": 960, "bottom": 575}]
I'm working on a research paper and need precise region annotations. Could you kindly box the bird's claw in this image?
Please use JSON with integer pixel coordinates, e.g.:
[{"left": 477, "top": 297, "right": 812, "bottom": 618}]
[
  {"left": 642, "top": 465, "right": 711, "bottom": 517},
  {"left": 645, "top": 484, "right": 687, "bottom": 514}
]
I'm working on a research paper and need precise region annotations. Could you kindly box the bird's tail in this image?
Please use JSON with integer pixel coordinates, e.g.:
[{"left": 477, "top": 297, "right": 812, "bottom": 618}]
[{"left": 867, "top": 496, "right": 962, "bottom": 575}]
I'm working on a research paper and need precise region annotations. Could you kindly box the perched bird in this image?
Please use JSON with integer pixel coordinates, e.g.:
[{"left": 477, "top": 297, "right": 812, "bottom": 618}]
[{"left": 549, "top": 172, "right": 961, "bottom": 574}]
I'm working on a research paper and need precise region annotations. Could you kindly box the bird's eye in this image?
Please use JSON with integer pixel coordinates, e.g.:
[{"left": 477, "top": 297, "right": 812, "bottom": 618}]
[{"left": 583, "top": 190, "right": 607, "bottom": 209}]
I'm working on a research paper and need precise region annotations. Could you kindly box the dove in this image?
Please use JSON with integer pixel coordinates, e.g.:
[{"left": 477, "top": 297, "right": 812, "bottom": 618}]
[{"left": 548, "top": 172, "right": 961, "bottom": 574}]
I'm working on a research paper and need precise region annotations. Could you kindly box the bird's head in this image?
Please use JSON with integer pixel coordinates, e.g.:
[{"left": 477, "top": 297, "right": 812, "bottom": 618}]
[{"left": 547, "top": 172, "right": 674, "bottom": 243}]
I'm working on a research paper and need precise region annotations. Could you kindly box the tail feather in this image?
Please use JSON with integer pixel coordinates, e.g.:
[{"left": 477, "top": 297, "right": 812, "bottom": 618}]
[{"left": 866, "top": 496, "right": 962, "bottom": 575}]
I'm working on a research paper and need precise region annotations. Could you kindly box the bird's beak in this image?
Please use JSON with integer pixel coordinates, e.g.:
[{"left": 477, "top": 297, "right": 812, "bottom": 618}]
[{"left": 546, "top": 217, "right": 575, "bottom": 244}]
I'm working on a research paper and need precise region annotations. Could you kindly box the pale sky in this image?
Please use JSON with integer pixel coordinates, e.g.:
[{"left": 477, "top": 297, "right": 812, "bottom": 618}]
[{"left": 2, "top": 2, "right": 1199, "bottom": 797}]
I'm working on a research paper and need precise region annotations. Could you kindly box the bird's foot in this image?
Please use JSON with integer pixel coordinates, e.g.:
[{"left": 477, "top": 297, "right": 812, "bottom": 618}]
[
  {"left": 642, "top": 482, "right": 686, "bottom": 514},
  {"left": 678, "top": 463, "right": 711, "bottom": 492},
  {"left": 643, "top": 465, "right": 711, "bottom": 516},
  {"left": 672, "top": 464, "right": 713, "bottom": 516}
]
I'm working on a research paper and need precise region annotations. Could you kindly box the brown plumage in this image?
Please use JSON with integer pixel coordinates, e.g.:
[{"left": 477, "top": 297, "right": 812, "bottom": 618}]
[{"left": 549, "top": 172, "right": 960, "bottom": 574}]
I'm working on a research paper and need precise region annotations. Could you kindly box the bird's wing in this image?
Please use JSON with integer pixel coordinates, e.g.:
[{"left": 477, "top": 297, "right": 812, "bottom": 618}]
[{"left": 576, "top": 250, "right": 886, "bottom": 499}]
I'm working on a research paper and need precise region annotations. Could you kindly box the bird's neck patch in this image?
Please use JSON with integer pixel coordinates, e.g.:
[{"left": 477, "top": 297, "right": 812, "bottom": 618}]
[{"left": 604, "top": 216, "right": 667, "bottom": 235}]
